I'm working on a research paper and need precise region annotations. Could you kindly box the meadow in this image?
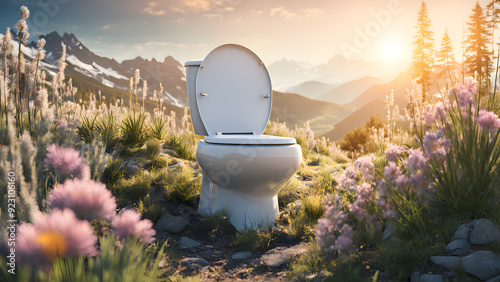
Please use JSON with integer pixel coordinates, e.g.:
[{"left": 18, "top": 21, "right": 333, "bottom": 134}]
[{"left": 1, "top": 4, "right": 500, "bottom": 282}]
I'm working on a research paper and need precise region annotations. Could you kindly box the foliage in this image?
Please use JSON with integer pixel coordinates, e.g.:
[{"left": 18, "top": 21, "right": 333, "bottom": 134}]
[
  {"left": 121, "top": 113, "right": 147, "bottom": 148},
  {"left": 135, "top": 196, "right": 165, "bottom": 224},
  {"left": 77, "top": 114, "right": 98, "bottom": 144},
  {"left": 412, "top": 1, "right": 434, "bottom": 92},
  {"left": 148, "top": 117, "right": 167, "bottom": 141},
  {"left": 232, "top": 224, "right": 283, "bottom": 252},
  {"left": 197, "top": 209, "right": 236, "bottom": 241},
  {"left": 113, "top": 172, "right": 151, "bottom": 206},
  {"left": 340, "top": 127, "right": 369, "bottom": 152},
  {"left": 101, "top": 158, "right": 126, "bottom": 187},
  {"left": 96, "top": 113, "right": 119, "bottom": 151},
  {"left": 160, "top": 166, "right": 201, "bottom": 205},
  {"left": 165, "top": 134, "right": 196, "bottom": 161},
  {"left": 146, "top": 138, "right": 160, "bottom": 159}
]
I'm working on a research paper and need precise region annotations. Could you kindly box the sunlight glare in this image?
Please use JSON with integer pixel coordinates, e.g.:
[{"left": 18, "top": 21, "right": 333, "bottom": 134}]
[{"left": 383, "top": 40, "right": 403, "bottom": 61}]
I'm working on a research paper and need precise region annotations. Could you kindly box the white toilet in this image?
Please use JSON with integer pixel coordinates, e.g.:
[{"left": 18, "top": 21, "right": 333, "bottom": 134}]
[{"left": 184, "top": 44, "right": 302, "bottom": 230}]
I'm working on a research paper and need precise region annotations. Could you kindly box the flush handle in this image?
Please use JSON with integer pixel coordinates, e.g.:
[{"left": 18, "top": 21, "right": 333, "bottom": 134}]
[
  {"left": 263, "top": 94, "right": 270, "bottom": 98},
  {"left": 200, "top": 92, "right": 208, "bottom": 97}
]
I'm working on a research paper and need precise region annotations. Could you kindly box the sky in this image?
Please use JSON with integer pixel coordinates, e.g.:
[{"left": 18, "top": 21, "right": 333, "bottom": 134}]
[{"left": 0, "top": 0, "right": 494, "bottom": 66}]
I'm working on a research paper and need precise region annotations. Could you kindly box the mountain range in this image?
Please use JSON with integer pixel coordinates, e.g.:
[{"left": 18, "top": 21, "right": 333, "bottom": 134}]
[{"left": 2, "top": 30, "right": 412, "bottom": 139}]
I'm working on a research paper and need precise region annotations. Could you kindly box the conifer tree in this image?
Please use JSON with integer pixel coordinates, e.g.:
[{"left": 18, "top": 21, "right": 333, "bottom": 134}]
[
  {"left": 412, "top": 1, "right": 434, "bottom": 94},
  {"left": 437, "top": 29, "right": 455, "bottom": 85},
  {"left": 465, "top": 2, "right": 493, "bottom": 82}
]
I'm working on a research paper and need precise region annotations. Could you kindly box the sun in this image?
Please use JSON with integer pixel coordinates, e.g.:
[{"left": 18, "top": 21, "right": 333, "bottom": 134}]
[{"left": 383, "top": 40, "right": 403, "bottom": 61}]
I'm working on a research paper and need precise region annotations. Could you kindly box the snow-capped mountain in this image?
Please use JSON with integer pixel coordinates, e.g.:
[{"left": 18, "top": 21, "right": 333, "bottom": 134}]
[{"left": 28, "top": 31, "right": 188, "bottom": 107}]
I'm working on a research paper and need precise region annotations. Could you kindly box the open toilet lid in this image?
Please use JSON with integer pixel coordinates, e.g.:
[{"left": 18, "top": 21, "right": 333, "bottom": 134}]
[{"left": 195, "top": 44, "right": 272, "bottom": 136}]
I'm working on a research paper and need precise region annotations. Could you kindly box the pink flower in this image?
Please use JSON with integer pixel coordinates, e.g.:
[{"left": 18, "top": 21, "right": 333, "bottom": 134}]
[
  {"left": 385, "top": 144, "right": 402, "bottom": 162},
  {"left": 423, "top": 129, "right": 450, "bottom": 163},
  {"left": 16, "top": 209, "right": 97, "bottom": 267},
  {"left": 450, "top": 77, "right": 477, "bottom": 109},
  {"left": 354, "top": 156, "right": 375, "bottom": 181},
  {"left": 336, "top": 166, "right": 358, "bottom": 192},
  {"left": 422, "top": 103, "right": 447, "bottom": 124},
  {"left": 477, "top": 110, "right": 500, "bottom": 135},
  {"left": 350, "top": 183, "right": 373, "bottom": 219},
  {"left": 44, "top": 144, "right": 90, "bottom": 180},
  {"left": 406, "top": 148, "right": 427, "bottom": 174},
  {"left": 333, "top": 225, "right": 353, "bottom": 251},
  {"left": 47, "top": 179, "right": 117, "bottom": 221},
  {"left": 384, "top": 161, "right": 402, "bottom": 183},
  {"left": 111, "top": 209, "right": 155, "bottom": 244}
]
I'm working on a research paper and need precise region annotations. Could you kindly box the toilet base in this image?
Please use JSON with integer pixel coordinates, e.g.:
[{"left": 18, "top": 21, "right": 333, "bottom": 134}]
[{"left": 198, "top": 174, "right": 278, "bottom": 230}]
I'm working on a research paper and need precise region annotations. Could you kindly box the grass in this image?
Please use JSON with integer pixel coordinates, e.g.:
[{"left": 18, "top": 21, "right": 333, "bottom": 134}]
[
  {"left": 232, "top": 224, "right": 283, "bottom": 252},
  {"left": 146, "top": 139, "right": 160, "bottom": 159},
  {"left": 97, "top": 113, "right": 119, "bottom": 151},
  {"left": 135, "top": 195, "right": 164, "bottom": 224},
  {"left": 146, "top": 155, "right": 169, "bottom": 170},
  {"left": 113, "top": 171, "right": 151, "bottom": 206},
  {"left": 196, "top": 209, "right": 236, "bottom": 241},
  {"left": 101, "top": 158, "right": 126, "bottom": 187},
  {"left": 159, "top": 166, "right": 201, "bottom": 205},
  {"left": 165, "top": 134, "right": 196, "bottom": 161},
  {"left": 121, "top": 113, "right": 147, "bottom": 148},
  {"left": 278, "top": 176, "right": 302, "bottom": 208}
]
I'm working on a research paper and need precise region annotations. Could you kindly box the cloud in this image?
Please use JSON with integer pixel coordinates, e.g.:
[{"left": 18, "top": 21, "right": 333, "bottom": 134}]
[
  {"left": 145, "top": 41, "right": 189, "bottom": 48},
  {"left": 183, "top": 0, "right": 211, "bottom": 11},
  {"left": 101, "top": 24, "right": 116, "bottom": 30},
  {"left": 269, "top": 6, "right": 295, "bottom": 20},
  {"left": 172, "top": 18, "right": 185, "bottom": 24},
  {"left": 302, "top": 8, "right": 324, "bottom": 18},
  {"left": 143, "top": 2, "right": 166, "bottom": 16}
]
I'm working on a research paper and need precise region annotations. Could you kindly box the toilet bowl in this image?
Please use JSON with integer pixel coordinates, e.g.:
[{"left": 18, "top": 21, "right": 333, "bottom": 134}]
[{"left": 184, "top": 44, "right": 302, "bottom": 230}]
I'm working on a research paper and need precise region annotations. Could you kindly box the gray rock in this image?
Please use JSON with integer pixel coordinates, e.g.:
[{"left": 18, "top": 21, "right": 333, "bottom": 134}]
[
  {"left": 124, "top": 159, "right": 142, "bottom": 176},
  {"left": 486, "top": 274, "right": 500, "bottom": 282},
  {"left": 411, "top": 271, "right": 420, "bottom": 282},
  {"left": 179, "top": 237, "right": 201, "bottom": 248},
  {"left": 420, "top": 274, "right": 443, "bottom": 282},
  {"left": 181, "top": 257, "right": 209, "bottom": 267},
  {"left": 470, "top": 219, "right": 500, "bottom": 245},
  {"left": 430, "top": 256, "right": 461, "bottom": 270},
  {"left": 232, "top": 251, "right": 252, "bottom": 260},
  {"left": 466, "top": 219, "right": 481, "bottom": 228},
  {"left": 154, "top": 212, "right": 187, "bottom": 233},
  {"left": 445, "top": 239, "right": 471, "bottom": 256},
  {"left": 382, "top": 222, "right": 394, "bottom": 241},
  {"left": 462, "top": 251, "right": 500, "bottom": 281},
  {"left": 451, "top": 224, "right": 471, "bottom": 241},
  {"left": 261, "top": 243, "right": 308, "bottom": 268}
]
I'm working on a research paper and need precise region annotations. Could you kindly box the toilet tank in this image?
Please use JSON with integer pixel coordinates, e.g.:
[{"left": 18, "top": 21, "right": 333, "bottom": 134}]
[{"left": 184, "top": 60, "right": 208, "bottom": 136}]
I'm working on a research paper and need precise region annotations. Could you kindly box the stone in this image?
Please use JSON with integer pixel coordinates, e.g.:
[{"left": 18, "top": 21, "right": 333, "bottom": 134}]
[
  {"left": 486, "top": 274, "right": 500, "bottom": 282},
  {"left": 451, "top": 224, "right": 471, "bottom": 241},
  {"left": 420, "top": 274, "right": 443, "bottom": 282},
  {"left": 181, "top": 257, "right": 209, "bottom": 267},
  {"left": 466, "top": 219, "right": 481, "bottom": 228},
  {"left": 179, "top": 237, "right": 201, "bottom": 248},
  {"left": 261, "top": 243, "right": 309, "bottom": 268},
  {"left": 154, "top": 212, "right": 187, "bottom": 233},
  {"left": 445, "top": 239, "right": 471, "bottom": 256},
  {"left": 410, "top": 271, "right": 420, "bottom": 282},
  {"left": 430, "top": 256, "right": 461, "bottom": 270},
  {"left": 124, "top": 159, "right": 142, "bottom": 177},
  {"left": 382, "top": 222, "right": 394, "bottom": 241},
  {"left": 232, "top": 251, "right": 252, "bottom": 260},
  {"left": 462, "top": 251, "right": 500, "bottom": 281},
  {"left": 469, "top": 219, "right": 500, "bottom": 245}
]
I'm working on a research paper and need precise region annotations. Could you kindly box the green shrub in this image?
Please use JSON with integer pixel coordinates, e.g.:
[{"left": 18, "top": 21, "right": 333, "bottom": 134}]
[
  {"left": 146, "top": 139, "right": 160, "bottom": 159},
  {"left": 148, "top": 118, "right": 167, "bottom": 141},
  {"left": 278, "top": 177, "right": 301, "bottom": 208},
  {"left": 340, "top": 127, "right": 369, "bottom": 152},
  {"left": 102, "top": 158, "right": 126, "bottom": 187},
  {"left": 232, "top": 225, "right": 282, "bottom": 252},
  {"left": 161, "top": 166, "right": 201, "bottom": 205},
  {"left": 77, "top": 114, "right": 99, "bottom": 144},
  {"left": 301, "top": 193, "right": 325, "bottom": 222},
  {"left": 196, "top": 209, "right": 236, "bottom": 241},
  {"left": 135, "top": 195, "right": 164, "bottom": 224},
  {"left": 97, "top": 113, "right": 119, "bottom": 150},
  {"left": 147, "top": 155, "right": 168, "bottom": 170},
  {"left": 114, "top": 171, "right": 151, "bottom": 206},
  {"left": 166, "top": 134, "right": 196, "bottom": 161},
  {"left": 121, "top": 113, "right": 147, "bottom": 148}
]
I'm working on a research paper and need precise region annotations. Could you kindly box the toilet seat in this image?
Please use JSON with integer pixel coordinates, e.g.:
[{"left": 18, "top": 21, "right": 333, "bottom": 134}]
[
  {"left": 195, "top": 44, "right": 272, "bottom": 136},
  {"left": 204, "top": 134, "right": 296, "bottom": 145}
]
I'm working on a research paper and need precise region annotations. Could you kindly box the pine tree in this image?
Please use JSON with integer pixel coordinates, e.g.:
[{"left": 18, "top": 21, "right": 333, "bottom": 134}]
[
  {"left": 436, "top": 29, "right": 455, "bottom": 85},
  {"left": 465, "top": 2, "right": 493, "bottom": 83},
  {"left": 412, "top": 1, "right": 434, "bottom": 94}
]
